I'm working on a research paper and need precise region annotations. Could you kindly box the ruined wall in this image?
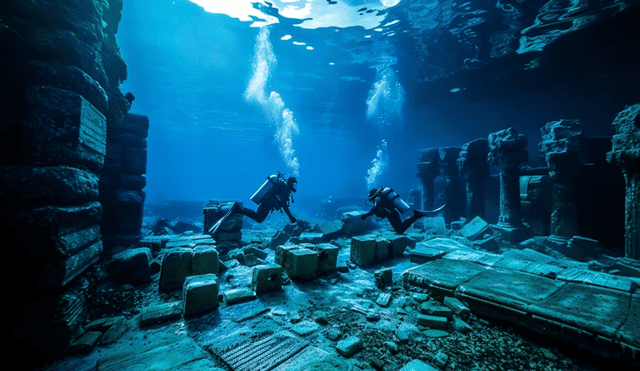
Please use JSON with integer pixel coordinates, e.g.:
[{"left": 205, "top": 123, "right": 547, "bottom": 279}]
[{"left": 0, "top": 0, "right": 145, "bottom": 366}]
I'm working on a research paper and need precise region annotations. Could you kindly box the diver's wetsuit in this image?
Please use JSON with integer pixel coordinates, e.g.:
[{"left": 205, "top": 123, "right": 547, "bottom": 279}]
[
  {"left": 235, "top": 181, "right": 297, "bottom": 223},
  {"left": 361, "top": 197, "right": 437, "bottom": 234}
]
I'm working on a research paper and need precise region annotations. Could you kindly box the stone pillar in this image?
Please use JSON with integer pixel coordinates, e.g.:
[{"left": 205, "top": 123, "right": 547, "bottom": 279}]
[
  {"left": 607, "top": 104, "right": 640, "bottom": 259},
  {"left": 458, "top": 139, "right": 490, "bottom": 221},
  {"left": 488, "top": 128, "right": 530, "bottom": 242},
  {"left": 539, "top": 119, "right": 583, "bottom": 245},
  {"left": 100, "top": 113, "right": 149, "bottom": 250},
  {"left": 440, "top": 147, "right": 463, "bottom": 222},
  {"left": 417, "top": 148, "right": 440, "bottom": 210}
]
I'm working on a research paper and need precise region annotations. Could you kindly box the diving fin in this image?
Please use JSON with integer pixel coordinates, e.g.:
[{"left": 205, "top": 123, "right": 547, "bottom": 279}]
[
  {"left": 208, "top": 202, "right": 240, "bottom": 235},
  {"left": 413, "top": 203, "right": 449, "bottom": 218}
]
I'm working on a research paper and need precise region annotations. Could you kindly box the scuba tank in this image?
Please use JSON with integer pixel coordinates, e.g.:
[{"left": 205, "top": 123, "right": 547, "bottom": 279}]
[
  {"left": 381, "top": 187, "right": 410, "bottom": 214},
  {"left": 250, "top": 174, "right": 282, "bottom": 205}
]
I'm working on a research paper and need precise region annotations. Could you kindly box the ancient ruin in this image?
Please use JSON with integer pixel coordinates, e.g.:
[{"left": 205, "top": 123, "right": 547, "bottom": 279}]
[{"left": 2, "top": 1, "right": 639, "bottom": 371}]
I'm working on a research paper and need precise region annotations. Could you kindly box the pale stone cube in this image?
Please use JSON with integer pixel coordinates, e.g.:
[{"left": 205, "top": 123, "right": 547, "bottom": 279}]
[
  {"left": 252, "top": 264, "right": 283, "bottom": 294},
  {"left": 183, "top": 274, "right": 219, "bottom": 317}
]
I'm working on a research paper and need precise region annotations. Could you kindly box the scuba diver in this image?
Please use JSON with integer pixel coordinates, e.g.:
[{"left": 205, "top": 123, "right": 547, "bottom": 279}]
[
  {"left": 361, "top": 186, "right": 448, "bottom": 234},
  {"left": 208, "top": 173, "right": 297, "bottom": 235}
]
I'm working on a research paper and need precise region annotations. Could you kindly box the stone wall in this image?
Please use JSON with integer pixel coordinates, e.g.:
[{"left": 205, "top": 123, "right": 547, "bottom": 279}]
[{"left": 1, "top": 0, "right": 144, "bottom": 366}]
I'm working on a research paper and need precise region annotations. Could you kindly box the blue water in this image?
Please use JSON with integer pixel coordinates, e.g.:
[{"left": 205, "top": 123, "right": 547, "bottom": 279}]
[{"left": 117, "top": 0, "right": 640, "bottom": 215}]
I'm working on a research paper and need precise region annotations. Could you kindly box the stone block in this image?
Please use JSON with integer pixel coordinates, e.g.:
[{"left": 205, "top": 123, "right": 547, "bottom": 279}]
[
  {"left": 409, "top": 246, "right": 447, "bottom": 264},
  {"left": 399, "top": 360, "right": 439, "bottom": 371},
  {"left": 191, "top": 246, "right": 219, "bottom": 276},
  {"left": 317, "top": 220, "right": 344, "bottom": 240},
  {"left": 452, "top": 318, "right": 473, "bottom": 333},
  {"left": 20, "top": 87, "right": 106, "bottom": 173},
  {"left": 275, "top": 244, "right": 300, "bottom": 266},
  {"left": 140, "top": 302, "right": 182, "bottom": 327},
  {"left": 109, "top": 247, "right": 152, "bottom": 285},
  {"left": 37, "top": 239, "right": 103, "bottom": 289},
  {"left": 341, "top": 211, "right": 377, "bottom": 236},
  {"left": 350, "top": 235, "right": 376, "bottom": 267},
  {"left": 245, "top": 245, "right": 269, "bottom": 260},
  {"left": 183, "top": 274, "right": 219, "bottom": 317},
  {"left": 159, "top": 248, "right": 194, "bottom": 292},
  {"left": 416, "top": 314, "right": 448, "bottom": 330},
  {"left": 473, "top": 236, "right": 500, "bottom": 252},
  {"left": 458, "top": 216, "right": 490, "bottom": 240},
  {"left": 443, "top": 297, "right": 471, "bottom": 319},
  {"left": 298, "top": 232, "right": 324, "bottom": 244},
  {"left": 203, "top": 200, "right": 243, "bottom": 241},
  {"left": 336, "top": 336, "right": 363, "bottom": 357},
  {"left": 388, "top": 235, "right": 416, "bottom": 257},
  {"left": 0, "top": 166, "right": 99, "bottom": 207},
  {"left": 286, "top": 248, "right": 318, "bottom": 280},
  {"left": 137, "top": 236, "right": 169, "bottom": 253},
  {"left": 270, "top": 230, "right": 291, "bottom": 249},
  {"left": 375, "top": 237, "right": 390, "bottom": 262},
  {"left": 223, "top": 288, "right": 256, "bottom": 305},
  {"left": 252, "top": 264, "right": 283, "bottom": 294},
  {"left": 374, "top": 268, "right": 393, "bottom": 287},
  {"left": 315, "top": 243, "right": 339, "bottom": 272}
]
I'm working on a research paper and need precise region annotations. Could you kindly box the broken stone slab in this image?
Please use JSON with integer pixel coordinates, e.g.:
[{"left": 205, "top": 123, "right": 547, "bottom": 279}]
[
  {"left": 451, "top": 317, "right": 473, "bottom": 334},
  {"left": 69, "top": 331, "right": 102, "bottom": 354},
  {"left": 443, "top": 297, "right": 471, "bottom": 319},
  {"left": 183, "top": 274, "right": 219, "bottom": 317},
  {"left": 336, "top": 336, "right": 363, "bottom": 357},
  {"left": 376, "top": 293, "right": 392, "bottom": 307},
  {"left": 417, "top": 314, "right": 448, "bottom": 330},
  {"left": 159, "top": 247, "right": 193, "bottom": 291},
  {"left": 100, "top": 321, "right": 130, "bottom": 345},
  {"left": 419, "top": 302, "right": 453, "bottom": 319},
  {"left": 286, "top": 248, "right": 318, "bottom": 280},
  {"left": 233, "top": 306, "right": 270, "bottom": 322},
  {"left": 85, "top": 316, "right": 125, "bottom": 332},
  {"left": 139, "top": 301, "right": 182, "bottom": 327},
  {"left": 403, "top": 259, "right": 490, "bottom": 299},
  {"left": 408, "top": 245, "right": 447, "bottom": 264},
  {"left": 109, "top": 247, "right": 152, "bottom": 285},
  {"left": 556, "top": 268, "right": 635, "bottom": 292},
  {"left": 351, "top": 235, "right": 376, "bottom": 267},
  {"left": 245, "top": 245, "right": 268, "bottom": 260},
  {"left": 399, "top": 359, "right": 440, "bottom": 371},
  {"left": 223, "top": 287, "right": 256, "bottom": 305},
  {"left": 312, "top": 243, "right": 338, "bottom": 272},
  {"left": 457, "top": 216, "right": 490, "bottom": 240},
  {"left": 191, "top": 245, "right": 219, "bottom": 276},
  {"left": 252, "top": 263, "right": 283, "bottom": 294}
]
